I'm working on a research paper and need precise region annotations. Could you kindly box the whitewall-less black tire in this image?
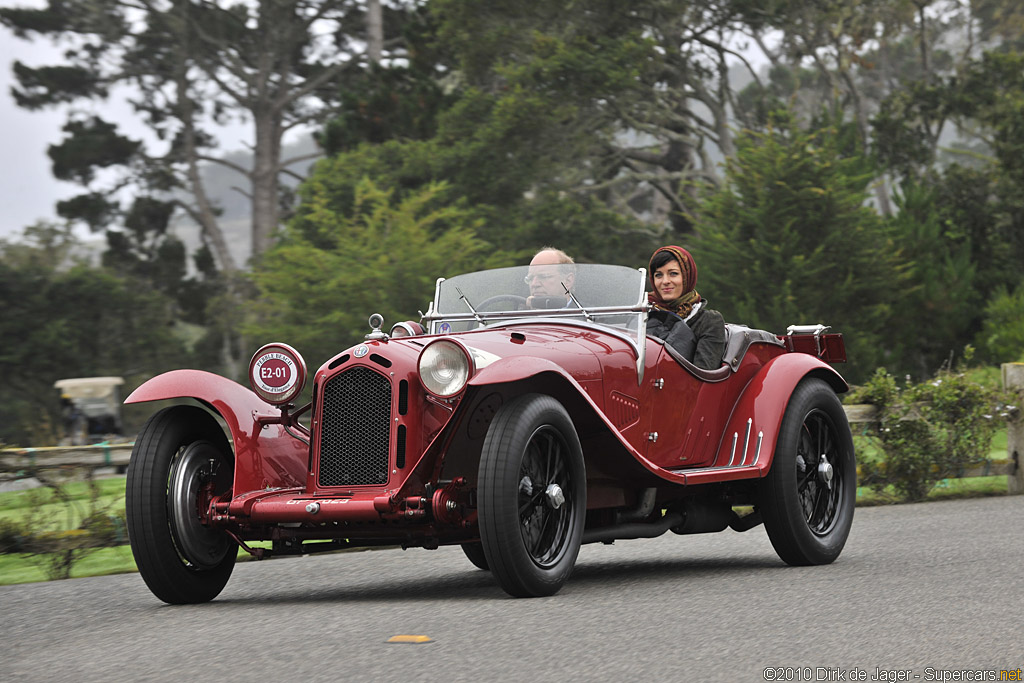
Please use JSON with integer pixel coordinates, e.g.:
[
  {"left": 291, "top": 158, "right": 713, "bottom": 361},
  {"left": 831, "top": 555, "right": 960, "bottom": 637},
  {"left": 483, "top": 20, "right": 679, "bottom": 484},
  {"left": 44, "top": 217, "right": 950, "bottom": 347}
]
[
  {"left": 760, "top": 378, "right": 856, "bottom": 566},
  {"left": 125, "top": 405, "right": 236, "bottom": 604},
  {"left": 478, "top": 394, "right": 586, "bottom": 597}
]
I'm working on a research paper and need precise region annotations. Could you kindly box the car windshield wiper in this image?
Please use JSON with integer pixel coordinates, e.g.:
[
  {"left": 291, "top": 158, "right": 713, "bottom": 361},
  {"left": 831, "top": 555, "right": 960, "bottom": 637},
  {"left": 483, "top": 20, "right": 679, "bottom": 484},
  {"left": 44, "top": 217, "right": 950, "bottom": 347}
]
[
  {"left": 564, "top": 283, "right": 593, "bottom": 322},
  {"left": 455, "top": 286, "right": 484, "bottom": 325}
]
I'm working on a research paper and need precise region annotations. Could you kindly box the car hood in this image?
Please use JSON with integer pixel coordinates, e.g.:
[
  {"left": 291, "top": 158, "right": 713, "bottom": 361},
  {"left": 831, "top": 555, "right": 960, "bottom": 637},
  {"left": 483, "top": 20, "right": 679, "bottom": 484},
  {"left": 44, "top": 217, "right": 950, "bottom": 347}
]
[{"left": 441, "top": 322, "right": 637, "bottom": 382}]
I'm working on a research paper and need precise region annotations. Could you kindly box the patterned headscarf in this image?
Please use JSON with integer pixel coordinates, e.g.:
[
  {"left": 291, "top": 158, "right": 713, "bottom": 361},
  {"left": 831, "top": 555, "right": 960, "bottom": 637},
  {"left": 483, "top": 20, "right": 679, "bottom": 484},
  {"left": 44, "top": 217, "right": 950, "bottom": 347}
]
[{"left": 648, "top": 245, "right": 702, "bottom": 319}]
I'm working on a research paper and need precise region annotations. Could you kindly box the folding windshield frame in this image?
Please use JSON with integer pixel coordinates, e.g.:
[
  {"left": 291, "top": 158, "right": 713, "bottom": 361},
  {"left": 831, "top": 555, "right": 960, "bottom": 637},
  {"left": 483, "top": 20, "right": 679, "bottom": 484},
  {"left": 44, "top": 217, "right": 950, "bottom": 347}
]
[{"left": 421, "top": 266, "right": 651, "bottom": 384}]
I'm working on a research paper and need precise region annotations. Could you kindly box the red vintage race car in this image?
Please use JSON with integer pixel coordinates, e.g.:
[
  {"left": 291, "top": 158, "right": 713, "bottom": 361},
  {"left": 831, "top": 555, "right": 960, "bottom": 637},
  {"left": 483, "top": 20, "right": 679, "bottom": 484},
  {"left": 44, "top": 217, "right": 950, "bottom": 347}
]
[{"left": 124, "top": 263, "right": 855, "bottom": 604}]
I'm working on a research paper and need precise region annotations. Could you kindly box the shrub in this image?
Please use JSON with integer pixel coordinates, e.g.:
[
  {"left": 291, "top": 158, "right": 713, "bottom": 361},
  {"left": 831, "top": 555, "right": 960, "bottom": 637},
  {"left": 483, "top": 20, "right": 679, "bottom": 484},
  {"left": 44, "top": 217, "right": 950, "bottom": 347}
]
[
  {"left": 976, "top": 285, "right": 1024, "bottom": 364},
  {"left": 849, "top": 351, "right": 1008, "bottom": 502},
  {"left": 0, "top": 468, "right": 127, "bottom": 579}
]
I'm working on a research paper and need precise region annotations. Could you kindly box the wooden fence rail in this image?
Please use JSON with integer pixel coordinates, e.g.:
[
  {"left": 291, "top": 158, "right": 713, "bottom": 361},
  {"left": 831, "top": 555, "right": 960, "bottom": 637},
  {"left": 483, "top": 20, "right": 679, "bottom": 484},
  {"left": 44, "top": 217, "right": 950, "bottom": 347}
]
[
  {"left": 843, "top": 404, "right": 1020, "bottom": 487},
  {"left": 829, "top": 360, "right": 1023, "bottom": 495},
  {"left": 0, "top": 443, "right": 132, "bottom": 480}
]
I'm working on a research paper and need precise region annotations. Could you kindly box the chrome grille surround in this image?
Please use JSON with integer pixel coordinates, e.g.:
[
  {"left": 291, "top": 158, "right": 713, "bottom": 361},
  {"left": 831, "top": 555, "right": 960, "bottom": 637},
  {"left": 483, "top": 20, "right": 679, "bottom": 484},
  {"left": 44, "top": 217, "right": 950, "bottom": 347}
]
[{"left": 318, "top": 366, "right": 391, "bottom": 486}]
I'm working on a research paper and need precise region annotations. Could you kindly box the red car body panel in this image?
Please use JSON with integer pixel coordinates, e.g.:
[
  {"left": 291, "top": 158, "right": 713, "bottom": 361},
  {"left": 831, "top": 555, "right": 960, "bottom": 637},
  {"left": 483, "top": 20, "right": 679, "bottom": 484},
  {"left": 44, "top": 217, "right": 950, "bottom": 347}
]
[{"left": 125, "top": 369, "right": 308, "bottom": 494}]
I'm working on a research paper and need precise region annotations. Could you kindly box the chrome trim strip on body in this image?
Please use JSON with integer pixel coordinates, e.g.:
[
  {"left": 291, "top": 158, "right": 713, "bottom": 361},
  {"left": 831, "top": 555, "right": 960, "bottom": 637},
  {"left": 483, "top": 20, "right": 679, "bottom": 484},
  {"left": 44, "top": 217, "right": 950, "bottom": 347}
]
[
  {"left": 669, "top": 463, "right": 761, "bottom": 476},
  {"left": 679, "top": 419, "right": 762, "bottom": 474},
  {"left": 740, "top": 418, "right": 753, "bottom": 466}
]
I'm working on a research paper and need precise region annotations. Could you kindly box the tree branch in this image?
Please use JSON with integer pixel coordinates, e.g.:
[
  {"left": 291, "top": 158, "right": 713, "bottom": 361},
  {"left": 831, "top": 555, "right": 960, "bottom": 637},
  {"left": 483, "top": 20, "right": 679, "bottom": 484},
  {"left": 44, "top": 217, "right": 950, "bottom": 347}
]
[{"left": 197, "top": 154, "right": 251, "bottom": 179}]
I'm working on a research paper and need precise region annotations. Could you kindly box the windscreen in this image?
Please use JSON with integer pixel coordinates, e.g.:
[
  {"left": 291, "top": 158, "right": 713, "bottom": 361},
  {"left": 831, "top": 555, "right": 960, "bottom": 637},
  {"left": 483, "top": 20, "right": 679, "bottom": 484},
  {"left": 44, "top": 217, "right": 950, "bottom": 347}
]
[{"left": 429, "top": 264, "right": 647, "bottom": 334}]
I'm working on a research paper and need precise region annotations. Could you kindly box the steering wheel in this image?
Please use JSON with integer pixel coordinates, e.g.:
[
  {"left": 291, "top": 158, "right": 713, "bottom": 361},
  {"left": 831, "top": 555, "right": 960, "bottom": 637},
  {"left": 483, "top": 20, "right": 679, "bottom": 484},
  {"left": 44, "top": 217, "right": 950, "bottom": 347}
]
[{"left": 477, "top": 294, "right": 528, "bottom": 312}]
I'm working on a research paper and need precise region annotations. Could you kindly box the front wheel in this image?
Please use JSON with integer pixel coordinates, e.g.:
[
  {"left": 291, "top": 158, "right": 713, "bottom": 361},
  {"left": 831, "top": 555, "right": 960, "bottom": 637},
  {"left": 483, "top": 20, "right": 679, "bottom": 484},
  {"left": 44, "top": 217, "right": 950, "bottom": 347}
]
[
  {"left": 460, "top": 542, "right": 489, "bottom": 571},
  {"left": 125, "top": 405, "right": 236, "bottom": 604},
  {"left": 760, "top": 378, "right": 856, "bottom": 566},
  {"left": 478, "top": 394, "right": 586, "bottom": 597}
]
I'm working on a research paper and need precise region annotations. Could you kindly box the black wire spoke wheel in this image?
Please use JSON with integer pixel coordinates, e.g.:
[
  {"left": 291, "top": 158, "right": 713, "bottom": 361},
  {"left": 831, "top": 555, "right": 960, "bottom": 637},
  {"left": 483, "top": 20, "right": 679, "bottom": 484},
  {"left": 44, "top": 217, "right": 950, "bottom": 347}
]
[
  {"left": 760, "top": 379, "right": 856, "bottom": 566},
  {"left": 125, "top": 405, "right": 237, "bottom": 604},
  {"left": 796, "top": 410, "right": 844, "bottom": 536},
  {"left": 479, "top": 394, "right": 585, "bottom": 597},
  {"left": 517, "top": 426, "right": 575, "bottom": 567}
]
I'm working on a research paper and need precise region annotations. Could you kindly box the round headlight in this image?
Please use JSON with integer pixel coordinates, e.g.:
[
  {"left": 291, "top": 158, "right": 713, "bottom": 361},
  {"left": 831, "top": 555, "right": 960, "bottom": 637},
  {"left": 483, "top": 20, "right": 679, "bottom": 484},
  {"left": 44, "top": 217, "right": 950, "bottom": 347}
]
[
  {"left": 418, "top": 340, "right": 471, "bottom": 397},
  {"left": 249, "top": 343, "right": 307, "bottom": 405}
]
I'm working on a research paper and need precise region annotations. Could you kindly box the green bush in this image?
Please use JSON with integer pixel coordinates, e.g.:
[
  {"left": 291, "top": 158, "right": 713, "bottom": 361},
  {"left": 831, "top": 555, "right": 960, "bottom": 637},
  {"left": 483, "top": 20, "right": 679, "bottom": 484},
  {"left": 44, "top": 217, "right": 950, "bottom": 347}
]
[
  {"left": 0, "top": 516, "right": 26, "bottom": 553},
  {"left": 849, "top": 352, "right": 1008, "bottom": 502},
  {"left": 976, "top": 284, "right": 1024, "bottom": 364},
  {"left": 0, "top": 469, "right": 128, "bottom": 580}
]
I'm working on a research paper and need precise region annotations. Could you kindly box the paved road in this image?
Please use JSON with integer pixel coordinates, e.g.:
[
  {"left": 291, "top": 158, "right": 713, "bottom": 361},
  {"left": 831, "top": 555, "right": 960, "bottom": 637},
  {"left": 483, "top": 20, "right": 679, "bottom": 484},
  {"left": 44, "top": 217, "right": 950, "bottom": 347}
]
[{"left": 2, "top": 496, "right": 1022, "bottom": 682}]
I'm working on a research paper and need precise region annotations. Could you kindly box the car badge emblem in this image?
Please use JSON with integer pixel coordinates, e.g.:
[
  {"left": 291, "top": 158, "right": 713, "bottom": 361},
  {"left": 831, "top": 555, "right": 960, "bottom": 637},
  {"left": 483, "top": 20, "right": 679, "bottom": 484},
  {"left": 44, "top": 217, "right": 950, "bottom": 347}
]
[
  {"left": 439, "top": 323, "right": 452, "bottom": 334},
  {"left": 354, "top": 344, "right": 369, "bottom": 358}
]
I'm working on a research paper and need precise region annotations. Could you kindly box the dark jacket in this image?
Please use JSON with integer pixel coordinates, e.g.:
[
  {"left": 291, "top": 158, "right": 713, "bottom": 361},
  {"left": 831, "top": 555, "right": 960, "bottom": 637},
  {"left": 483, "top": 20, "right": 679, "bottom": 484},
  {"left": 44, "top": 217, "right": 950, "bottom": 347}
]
[{"left": 647, "top": 304, "right": 727, "bottom": 370}]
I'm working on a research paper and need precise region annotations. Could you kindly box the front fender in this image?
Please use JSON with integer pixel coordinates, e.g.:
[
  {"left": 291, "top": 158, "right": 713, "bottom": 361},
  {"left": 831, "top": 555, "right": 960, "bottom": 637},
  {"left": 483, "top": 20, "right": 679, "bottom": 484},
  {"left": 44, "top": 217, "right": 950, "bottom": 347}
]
[
  {"left": 715, "top": 354, "right": 848, "bottom": 475},
  {"left": 469, "top": 356, "right": 580, "bottom": 388},
  {"left": 465, "top": 356, "right": 670, "bottom": 483},
  {"left": 126, "top": 369, "right": 308, "bottom": 492}
]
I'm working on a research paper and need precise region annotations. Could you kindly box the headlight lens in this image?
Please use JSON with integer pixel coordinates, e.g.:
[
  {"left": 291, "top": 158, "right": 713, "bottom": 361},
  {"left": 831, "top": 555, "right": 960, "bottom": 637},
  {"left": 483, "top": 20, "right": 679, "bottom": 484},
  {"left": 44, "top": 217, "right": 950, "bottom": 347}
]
[{"left": 418, "top": 340, "right": 471, "bottom": 397}]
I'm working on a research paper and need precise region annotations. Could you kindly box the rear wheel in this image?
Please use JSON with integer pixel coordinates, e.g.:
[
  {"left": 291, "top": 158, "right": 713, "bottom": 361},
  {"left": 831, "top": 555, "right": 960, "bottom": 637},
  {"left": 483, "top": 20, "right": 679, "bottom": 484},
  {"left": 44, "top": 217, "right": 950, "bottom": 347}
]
[
  {"left": 760, "top": 378, "right": 856, "bottom": 565},
  {"left": 478, "top": 394, "right": 585, "bottom": 597},
  {"left": 125, "top": 405, "right": 236, "bottom": 604}
]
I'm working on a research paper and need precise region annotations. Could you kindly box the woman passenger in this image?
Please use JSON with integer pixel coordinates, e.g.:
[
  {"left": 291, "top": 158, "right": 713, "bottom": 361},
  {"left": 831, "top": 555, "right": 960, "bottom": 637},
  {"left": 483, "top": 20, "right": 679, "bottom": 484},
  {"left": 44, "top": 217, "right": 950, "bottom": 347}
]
[{"left": 646, "top": 245, "right": 726, "bottom": 370}]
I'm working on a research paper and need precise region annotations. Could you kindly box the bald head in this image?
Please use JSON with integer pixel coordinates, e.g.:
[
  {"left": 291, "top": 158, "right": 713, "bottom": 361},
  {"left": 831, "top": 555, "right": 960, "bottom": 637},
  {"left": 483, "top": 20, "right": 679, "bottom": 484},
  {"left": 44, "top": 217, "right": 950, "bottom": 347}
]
[
  {"left": 529, "top": 248, "right": 573, "bottom": 268},
  {"left": 526, "top": 247, "right": 575, "bottom": 300}
]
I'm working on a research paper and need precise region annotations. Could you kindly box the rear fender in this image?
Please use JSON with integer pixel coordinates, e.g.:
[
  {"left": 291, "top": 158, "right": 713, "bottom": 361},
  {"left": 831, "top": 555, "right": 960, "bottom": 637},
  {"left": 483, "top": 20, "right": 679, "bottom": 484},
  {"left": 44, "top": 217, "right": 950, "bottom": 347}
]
[
  {"left": 716, "top": 354, "right": 848, "bottom": 475},
  {"left": 125, "top": 369, "right": 308, "bottom": 492}
]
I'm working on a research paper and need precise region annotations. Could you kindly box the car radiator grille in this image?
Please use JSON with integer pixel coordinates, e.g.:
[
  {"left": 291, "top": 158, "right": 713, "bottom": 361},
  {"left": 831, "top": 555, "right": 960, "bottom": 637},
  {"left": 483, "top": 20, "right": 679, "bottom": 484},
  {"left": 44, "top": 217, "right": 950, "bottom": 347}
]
[{"left": 318, "top": 367, "right": 391, "bottom": 486}]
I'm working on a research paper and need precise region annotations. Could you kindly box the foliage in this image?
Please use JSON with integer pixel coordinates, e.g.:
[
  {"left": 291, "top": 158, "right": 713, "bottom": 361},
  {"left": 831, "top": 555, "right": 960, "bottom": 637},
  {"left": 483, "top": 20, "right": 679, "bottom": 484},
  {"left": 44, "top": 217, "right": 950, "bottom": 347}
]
[
  {"left": 693, "top": 111, "right": 901, "bottom": 382},
  {"left": 247, "top": 178, "right": 504, "bottom": 366},
  {"left": 0, "top": 467, "right": 126, "bottom": 580},
  {"left": 849, "top": 353, "right": 1008, "bottom": 502},
  {"left": 304, "top": 131, "right": 658, "bottom": 267},
  {"left": 0, "top": 224, "right": 191, "bottom": 446},
  {"left": 975, "top": 285, "right": 1024, "bottom": 364},
  {"left": 0, "top": 0, "right": 417, "bottom": 269},
  {"left": 443, "top": 0, "right": 777, "bottom": 235},
  {"left": 882, "top": 180, "right": 976, "bottom": 379},
  {"left": 0, "top": 516, "right": 22, "bottom": 554}
]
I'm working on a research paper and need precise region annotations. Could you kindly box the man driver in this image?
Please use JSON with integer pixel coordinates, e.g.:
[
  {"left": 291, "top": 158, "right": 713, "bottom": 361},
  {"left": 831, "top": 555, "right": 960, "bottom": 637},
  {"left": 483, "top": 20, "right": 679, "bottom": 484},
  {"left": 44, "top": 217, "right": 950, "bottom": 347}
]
[{"left": 525, "top": 247, "right": 576, "bottom": 309}]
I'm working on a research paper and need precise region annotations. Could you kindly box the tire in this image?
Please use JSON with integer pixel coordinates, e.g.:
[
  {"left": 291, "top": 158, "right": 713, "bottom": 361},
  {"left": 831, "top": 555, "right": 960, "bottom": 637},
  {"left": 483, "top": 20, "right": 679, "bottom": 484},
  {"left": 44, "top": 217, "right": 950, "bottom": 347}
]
[
  {"left": 478, "top": 394, "right": 586, "bottom": 597},
  {"left": 125, "top": 405, "right": 237, "bottom": 604},
  {"left": 460, "top": 542, "right": 490, "bottom": 571},
  {"left": 760, "top": 378, "right": 856, "bottom": 566}
]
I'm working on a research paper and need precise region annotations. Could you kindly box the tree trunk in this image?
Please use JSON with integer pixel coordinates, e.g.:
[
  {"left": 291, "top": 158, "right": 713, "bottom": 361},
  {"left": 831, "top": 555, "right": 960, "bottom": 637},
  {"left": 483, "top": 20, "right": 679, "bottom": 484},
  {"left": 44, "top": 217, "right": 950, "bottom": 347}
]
[
  {"left": 174, "top": 4, "right": 236, "bottom": 273},
  {"left": 367, "top": 0, "right": 383, "bottom": 64},
  {"left": 250, "top": 108, "right": 283, "bottom": 260}
]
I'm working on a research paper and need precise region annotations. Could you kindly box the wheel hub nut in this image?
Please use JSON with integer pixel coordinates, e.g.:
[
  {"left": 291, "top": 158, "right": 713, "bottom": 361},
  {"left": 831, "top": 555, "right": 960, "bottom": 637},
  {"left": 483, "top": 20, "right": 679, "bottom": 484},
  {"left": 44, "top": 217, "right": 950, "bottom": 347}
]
[
  {"left": 817, "top": 456, "right": 834, "bottom": 488},
  {"left": 545, "top": 483, "right": 565, "bottom": 509}
]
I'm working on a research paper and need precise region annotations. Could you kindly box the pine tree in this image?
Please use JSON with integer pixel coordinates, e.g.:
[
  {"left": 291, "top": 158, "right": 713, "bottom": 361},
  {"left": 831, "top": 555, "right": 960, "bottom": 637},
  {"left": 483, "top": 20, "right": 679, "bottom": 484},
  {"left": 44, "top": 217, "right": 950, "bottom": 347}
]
[{"left": 694, "top": 112, "right": 902, "bottom": 382}]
